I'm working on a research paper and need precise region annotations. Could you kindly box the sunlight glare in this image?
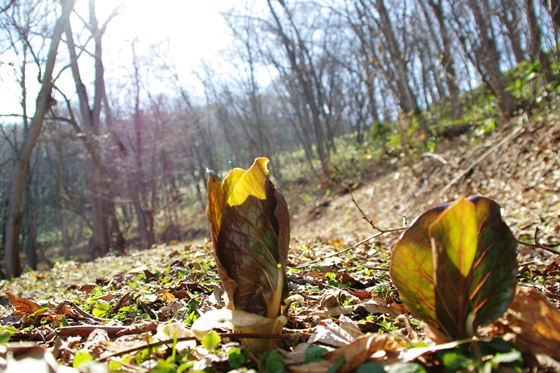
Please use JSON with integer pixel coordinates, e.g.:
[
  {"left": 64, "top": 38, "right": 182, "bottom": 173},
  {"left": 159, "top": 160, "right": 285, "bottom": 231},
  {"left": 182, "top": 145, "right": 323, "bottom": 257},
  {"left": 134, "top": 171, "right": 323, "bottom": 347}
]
[{"left": 95, "top": 0, "right": 232, "bottom": 71}]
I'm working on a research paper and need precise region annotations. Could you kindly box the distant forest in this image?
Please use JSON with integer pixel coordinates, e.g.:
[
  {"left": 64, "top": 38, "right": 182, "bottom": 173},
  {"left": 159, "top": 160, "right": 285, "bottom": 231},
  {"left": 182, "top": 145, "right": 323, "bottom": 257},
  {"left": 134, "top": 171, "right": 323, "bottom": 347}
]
[{"left": 0, "top": 0, "right": 558, "bottom": 278}]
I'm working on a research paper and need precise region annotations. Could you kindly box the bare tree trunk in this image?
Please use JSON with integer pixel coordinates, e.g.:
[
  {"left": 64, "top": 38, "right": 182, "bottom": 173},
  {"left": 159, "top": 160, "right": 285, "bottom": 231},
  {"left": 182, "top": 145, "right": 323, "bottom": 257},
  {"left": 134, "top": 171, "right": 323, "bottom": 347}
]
[
  {"left": 542, "top": 0, "right": 560, "bottom": 36},
  {"left": 65, "top": 32, "right": 106, "bottom": 257},
  {"left": 50, "top": 136, "right": 71, "bottom": 259},
  {"left": 426, "top": 0, "right": 462, "bottom": 118},
  {"left": 499, "top": 0, "right": 527, "bottom": 63},
  {"left": 23, "top": 166, "right": 38, "bottom": 270},
  {"left": 4, "top": 0, "right": 75, "bottom": 279},
  {"left": 64, "top": 1, "right": 124, "bottom": 257},
  {"left": 374, "top": 0, "right": 430, "bottom": 138},
  {"left": 528, "top": 0, "right": 554, "bottom": 81},
  {"left": 130, "top": 42, "right": 155, "bottom": 248},
  {"left": 266, "top": 0, "right": 330, "bottom": 176},
  {"left": 467, "top": 0, "right": 517, "bottom": 117}
]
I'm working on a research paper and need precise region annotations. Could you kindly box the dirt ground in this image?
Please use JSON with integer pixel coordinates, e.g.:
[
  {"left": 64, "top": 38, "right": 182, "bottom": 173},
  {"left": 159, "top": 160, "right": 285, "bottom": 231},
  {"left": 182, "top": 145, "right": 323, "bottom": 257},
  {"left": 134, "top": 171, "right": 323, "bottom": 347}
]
[{"left": 293, "top": 111, "right": 559, "bottom": 246}]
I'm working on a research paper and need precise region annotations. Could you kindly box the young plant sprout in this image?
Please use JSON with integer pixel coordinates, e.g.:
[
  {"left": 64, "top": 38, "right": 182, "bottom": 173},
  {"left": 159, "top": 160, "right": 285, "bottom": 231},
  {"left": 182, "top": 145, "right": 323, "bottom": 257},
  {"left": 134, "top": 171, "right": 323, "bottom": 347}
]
[{"left": 199, "top": 157, "right": 290, "bottom": 351}]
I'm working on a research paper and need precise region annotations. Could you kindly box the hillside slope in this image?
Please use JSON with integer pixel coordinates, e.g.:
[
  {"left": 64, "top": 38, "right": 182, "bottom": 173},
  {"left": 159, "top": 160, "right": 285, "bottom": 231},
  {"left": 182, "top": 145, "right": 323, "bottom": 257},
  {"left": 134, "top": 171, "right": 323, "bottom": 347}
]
[
  {"left": 293, "top": 110, "right": 559, "bottom": 250},
  {"left": 1, "top": 107, "right": 558, "bottom": 372}
]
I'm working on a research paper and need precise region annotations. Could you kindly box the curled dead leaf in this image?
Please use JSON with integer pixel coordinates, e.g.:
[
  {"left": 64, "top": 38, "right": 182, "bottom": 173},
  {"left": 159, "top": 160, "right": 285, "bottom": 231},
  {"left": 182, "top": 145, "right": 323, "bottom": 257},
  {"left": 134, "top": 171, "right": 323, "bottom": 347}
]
[
  {"left": 55, "top": 302, "right": 78, "bottom": 318},
  {"left": 290, "top": 334, "right": 407, "bottom": 373},
  {"left": 498, "top": 286, "right": 560, "bottom": 360},
  {"left": 307, "top": 319, "right": 359, "bottom": 347},
  {"left": 7, "top": 292, "right": 41, "bottom": 317}
]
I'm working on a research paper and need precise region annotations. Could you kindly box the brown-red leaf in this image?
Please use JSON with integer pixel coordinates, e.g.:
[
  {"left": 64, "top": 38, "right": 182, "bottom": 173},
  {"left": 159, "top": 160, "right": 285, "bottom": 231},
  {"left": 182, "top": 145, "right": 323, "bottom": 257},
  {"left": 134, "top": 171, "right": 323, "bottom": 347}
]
[{"left": 7, "top": 292, "right": 42, "bottom": 317}]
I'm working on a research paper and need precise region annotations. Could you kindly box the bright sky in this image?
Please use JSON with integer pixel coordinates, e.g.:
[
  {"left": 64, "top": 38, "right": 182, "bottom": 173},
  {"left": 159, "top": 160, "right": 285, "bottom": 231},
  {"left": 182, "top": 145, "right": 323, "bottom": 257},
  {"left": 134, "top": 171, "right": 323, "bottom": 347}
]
[
  {"left": 95, "top": 0, "right": 237, "bottom": 97},
  {"left": 98, "top": 0, "right": 232, "bottom": 65},
  {"left": 0, "top": 0, "right": 238, "bottom": 118}
]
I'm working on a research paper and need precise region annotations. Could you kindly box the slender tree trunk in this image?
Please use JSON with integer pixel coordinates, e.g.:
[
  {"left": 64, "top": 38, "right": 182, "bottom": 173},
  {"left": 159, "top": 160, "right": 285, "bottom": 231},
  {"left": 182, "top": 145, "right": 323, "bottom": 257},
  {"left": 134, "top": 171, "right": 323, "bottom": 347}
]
[
  {"left": 373, "top": 0, "right": 430, "bottom": 138},
  {"left": 266, "top": 0, "right": 330, "bottom": 176},
  {"left": 467, "top": 0, "right": 517, "bottom": 117},
  {"left": 51, "top": 138, "right": 72, "bottom": 259},
  {"left": 500, "top": 0, "right": 527, "bottom": 63},
  {"left": 3, "top": 0, "right": 75, "bottom": 278},
  {"left": 542, "top": 0, "right": 560, "bottom": 36},
  {"left": 65, "top": 1, "right": 125, "bottom": 256},
  {"left": 290, "top": 94, "right": 318, "bottom": 176},
  {"left": 23, "top": 167, "right": 38, "bottom": 270},
  {"left": 130, "top": 44, "right": 155, "bottom": 248},
  {"left": 425, "top": 0, "right": 462, "bottom": 118},
  {"left": 528, "top": 0, "right": 554, "bottom": 82}
]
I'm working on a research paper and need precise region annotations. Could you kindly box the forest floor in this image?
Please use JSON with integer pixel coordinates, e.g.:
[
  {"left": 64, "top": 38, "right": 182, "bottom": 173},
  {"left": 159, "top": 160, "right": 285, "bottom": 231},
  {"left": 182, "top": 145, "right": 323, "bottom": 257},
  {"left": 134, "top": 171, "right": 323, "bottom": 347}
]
[{"left": 1, "top": 106, "right": 559, "bottom": 372}]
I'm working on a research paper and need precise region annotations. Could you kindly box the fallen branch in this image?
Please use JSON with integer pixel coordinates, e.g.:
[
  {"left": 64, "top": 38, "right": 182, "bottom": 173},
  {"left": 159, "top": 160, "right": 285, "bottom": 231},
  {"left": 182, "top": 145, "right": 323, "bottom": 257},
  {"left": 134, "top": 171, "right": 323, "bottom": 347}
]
[
  {"left": 517, "top": 227, "right": 560, "bottom": 255},
  {"left": 350, "top": 187, "right": 407, "bottom": 233},
  {"left": 96, "top": 331, "right": 309, "bottom": 362},
  {"left": 296, "top": 189, "right": 406, "bottom": 269},
  {"left": 62, "top": 301, "right": 109, "bottom": 323},
  {"left": 57, "top": 325, "right": 127, "bottom": 337},
  {"left": 57, "top": 320, "right": 158, "bottom": 337}
]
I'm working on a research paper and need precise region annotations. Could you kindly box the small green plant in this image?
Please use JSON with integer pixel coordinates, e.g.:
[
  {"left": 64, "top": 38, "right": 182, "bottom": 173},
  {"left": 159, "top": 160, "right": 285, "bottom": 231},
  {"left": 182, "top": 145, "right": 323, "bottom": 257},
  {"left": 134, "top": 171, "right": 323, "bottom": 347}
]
[
  {"left": 73, "top": 351, "right": 93, "bottom": 368},
  {"left": 390, "top": 196, "right": 517, "bottom": 340},
  {"left": 438, "top": 338, "right": 523, "bottom": 372},
  {"left": 227, "top": 347, "right": 247, "bottom": 369},
  {"left": 204, "top": 157, "right": 290, "bottom": 351}
]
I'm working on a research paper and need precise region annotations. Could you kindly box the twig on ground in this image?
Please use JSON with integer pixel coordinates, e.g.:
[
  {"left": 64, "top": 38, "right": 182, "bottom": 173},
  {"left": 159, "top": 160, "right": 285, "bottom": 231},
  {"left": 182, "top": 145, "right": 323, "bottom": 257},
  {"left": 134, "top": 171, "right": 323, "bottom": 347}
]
[
  {"left": 58, "top": 321, "right": 158, "bottom": 337},
  {"left": 296, "top": 188, "right": 406, "bottom": 269},
  {"left": 58, "top": 325, "right": 127, "bottom": 337},
  {"left": 62, "top": 301, "right": 108, "bottom": 323},
  {"left": 350, "top": 188, "right": 377, "bottom": 230},
  {"left": 420, "top": 152, "right": 448, "bottom": 165},
  {"left": 349, "top": 187, "right": 406, "bottom": 234},
  {"left": 297, "top": 228, "right": 404, "bottom": 269},
  {"left": 517, "top": 227, "right": 560, "bottom": 255},
  {"left": 96, "top": 332, "right": 309, "bottom": 362}
]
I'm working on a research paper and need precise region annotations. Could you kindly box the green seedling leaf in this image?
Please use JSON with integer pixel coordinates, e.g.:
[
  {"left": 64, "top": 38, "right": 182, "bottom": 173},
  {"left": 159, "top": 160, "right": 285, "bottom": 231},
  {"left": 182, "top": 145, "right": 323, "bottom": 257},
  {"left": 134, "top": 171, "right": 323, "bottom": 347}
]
[
  {"left": 108, "top": 360, "right": 124, "bottom": 371},
  {"left": 391, "top": 196, "right": 517, "bottom": 340},
  {"left": 73, "top": 351, "right": 93, "bottom": 368},
  {"left": 206, "top": 157, "right": 290, "bottom": 351},
  {"left": 327, "top": 356, "right": 346, "bottom": 373},
  {"left": 227, "top": 347, "right": 247, "bottom": 369},
  {"left": 440, "top": 351, "right": 475, "bottom": 371},
  {"left": 177, "top": 361, "right": 194, "bottom": 373},
  {"left": 0, "top": 333, "right": 11, "bottom": 344},
  {"left": 92, "top": 299, "right": 111, "bottom": 318},
  {"left": 263, "top": 349, "right": 285, "bottom": 373},
  {"left": 201, "top": 330, "right": 221, "bottom": 351},
  {"left": 355, "top": 362, "right": 385, "bottom": 373},
  {"left": 0, "top": 326, "right": 17, "bottom": 344},
  {"left": 152, "top": 359, "right": 177, "bottom": 373},
  {"left": 305, "top": 344, "right": 329, "bottom": 363}
]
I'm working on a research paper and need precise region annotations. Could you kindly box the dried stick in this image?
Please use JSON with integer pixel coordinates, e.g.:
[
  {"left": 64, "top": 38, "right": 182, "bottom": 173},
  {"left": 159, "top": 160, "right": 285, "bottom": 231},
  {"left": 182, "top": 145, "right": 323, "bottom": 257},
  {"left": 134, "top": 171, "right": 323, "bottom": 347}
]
[
  {"left": 349, "top": 188, "right": 406, "bottom": 234},
  {"left": 517, "top": 227, "right": 559, "bottom": 255},
  {"left": 62, "top": 301, "right": 108, "bottom": 323},
  {"left": 297, "top": 190, "right": 406, "bottom": 268},
  {"left": 58, "top": 321, "right": 158, "bottom": 337},
  {"left": 58, "top": 325, "right": 127, "bottom": 337},
  {"left": 96, "top": 332, "right": 308, "bottom": 362}
]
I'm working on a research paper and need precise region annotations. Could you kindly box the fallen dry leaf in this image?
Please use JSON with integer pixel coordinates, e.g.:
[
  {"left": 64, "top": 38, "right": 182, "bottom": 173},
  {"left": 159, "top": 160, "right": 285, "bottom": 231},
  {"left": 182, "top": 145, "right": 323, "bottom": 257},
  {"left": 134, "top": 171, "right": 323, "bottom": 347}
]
[
  {"left": 308, "top": 319, "right": 357, "bottom": 347},
  {"left": 498, "top": 286, "right": 560, "bottom": 360},
  {"left": 0, "top": 343, "right": 75, "bottom": 373},
  {"left": 7, "top": 292, "right": 42, "bottom": 317},
  {"left": 55, "top": 302, "right": 78, "bottom": 318},
  {"left": 290, "top": 334, "right": 406, "bottom": 373}
]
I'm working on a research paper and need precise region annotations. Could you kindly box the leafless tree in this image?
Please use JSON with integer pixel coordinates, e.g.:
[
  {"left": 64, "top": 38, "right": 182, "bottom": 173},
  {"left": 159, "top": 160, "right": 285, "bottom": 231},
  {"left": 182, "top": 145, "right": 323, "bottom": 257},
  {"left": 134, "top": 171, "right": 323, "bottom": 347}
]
[{"left": 3, "top": 0, "right": 75, "bottom": 278}]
